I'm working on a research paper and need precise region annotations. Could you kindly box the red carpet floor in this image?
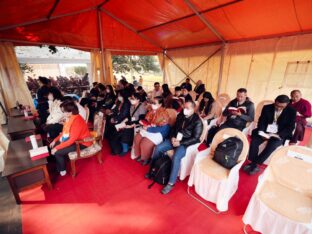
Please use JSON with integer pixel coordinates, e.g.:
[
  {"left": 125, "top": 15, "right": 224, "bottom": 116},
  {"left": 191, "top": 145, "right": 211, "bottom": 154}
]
[{"left": 20, "top": 129, "right": 311, "bottom": 234}]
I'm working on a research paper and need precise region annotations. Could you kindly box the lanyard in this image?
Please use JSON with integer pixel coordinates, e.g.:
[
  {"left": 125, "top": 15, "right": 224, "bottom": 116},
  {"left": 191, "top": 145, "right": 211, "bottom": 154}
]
[
  {"left": 274, "top": 110, "right": 282, "bottom": 123},
  {"left": 131, "top": 103, "right": 141, "bottom": 117}
]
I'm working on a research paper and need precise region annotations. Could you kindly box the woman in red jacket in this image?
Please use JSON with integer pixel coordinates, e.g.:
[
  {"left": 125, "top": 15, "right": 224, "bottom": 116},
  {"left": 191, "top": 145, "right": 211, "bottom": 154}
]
[{"left": 50, "top": 101, "right": 92, "bottom": 176}]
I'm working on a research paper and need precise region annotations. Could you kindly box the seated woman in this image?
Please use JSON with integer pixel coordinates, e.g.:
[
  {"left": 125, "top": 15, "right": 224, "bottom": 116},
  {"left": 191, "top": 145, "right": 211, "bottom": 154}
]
[
  {"left": 171, "top": 86, "right": 183, "bottom": 112},
  {"left": 162, "top": 84, "right": 173, "bottom": 108},
  {"left": 108, "top": 93, "right": 147, "bottom": 156},
  {"left": 133, "top": 96, "right": 170, "bottom": 165},
  {"left": 198, "top": 92, "right": 221, "bottom": 124},
  {"left": 104, "top": 90, "right": 131, "bottom": 140},
  {"left": 45, "top": 88, "right": 64, "bottom": 140},
  {"left": 50, "top": 101, "right": 92, "bottom": 176}
]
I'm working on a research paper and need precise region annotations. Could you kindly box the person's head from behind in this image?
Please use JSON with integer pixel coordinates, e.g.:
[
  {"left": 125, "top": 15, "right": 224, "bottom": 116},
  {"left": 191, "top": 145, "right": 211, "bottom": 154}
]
[
  {"left": 162, "top": 84, "right": 171, "bottom": 95},
  {"left": 151, "top": 96, "right": 164, "bottom": 110},
  {"left": 290, "top": 90, "right": 301, "bottom": 103},
  {"left": 117, "top": 79, "right": 128, "bottom": 90},
  {"left": 274, "top": 95, "right": 290, "bottom": 112},
  {"left": 186, "top": 78, "right": 190, "bottom": 84},
  {"left": 175, "top": 86, "right": 182, "bottom": 96},
  {"left": 97, "top": 83, "right": 105, "bottom": 92},
  {"left": 154, "top": 82, "right": 160, "bottom": 91},
  {"left": 236, "top": 88, "right": 247, "bottom": 104},
  {"left": 48, "top": 88, "right": 63, "bottom": 101},
  {"left": 92, "top": 82, "right": 98, "bottom": 88},
  {"left": 183, "top": 100, "right": 196, "bottom": 117},
  {"left": 61, "top": 101, "right": 79, "bottom": 118},
  {"left": 61, "top": 96, "right": 74, "bottom": 103},
  {"left": 137, "top": 86, "right": 144, "bottom": 94},
  {"left": 38, "top": 76, "right": 49, "bottom": 87},
  {"left": 203, "top": 92, "right": 214, "bottom": 103},
  {"left": 129, "top": 93, "right": 141, "bottom": 106},
  {"left": 196, "top": 80, "right": 202, "bottom": 85}
]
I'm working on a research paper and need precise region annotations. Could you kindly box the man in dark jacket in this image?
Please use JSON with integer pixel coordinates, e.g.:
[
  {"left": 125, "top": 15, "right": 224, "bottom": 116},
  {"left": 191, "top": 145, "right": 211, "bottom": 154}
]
[
  {"left": 181, "top": 78, "right": 192, "bottom": 91},
  {"left": 206, "top": 88, "right": 255, "bottom": 146},
  {"left": 194, "top": 80, "right": 205, "bottom": 100},
  {"left": 244, "top": 95, "right": 296, "bottom": 175},
  {"left": 146, "top": 100, "right": 203, "bottom": 194}
]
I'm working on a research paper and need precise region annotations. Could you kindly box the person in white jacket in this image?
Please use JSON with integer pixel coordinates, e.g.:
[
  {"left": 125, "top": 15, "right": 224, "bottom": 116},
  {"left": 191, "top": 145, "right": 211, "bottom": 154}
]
[{"left": 45, "top": 88, "right": 65, "bottom": 139}]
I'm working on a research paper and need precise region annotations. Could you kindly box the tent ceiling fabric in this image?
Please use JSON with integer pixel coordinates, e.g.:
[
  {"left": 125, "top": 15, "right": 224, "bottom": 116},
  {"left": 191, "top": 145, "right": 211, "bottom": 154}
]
[{"left": 0, "top": 0, "right": 311, "bottom": 52}]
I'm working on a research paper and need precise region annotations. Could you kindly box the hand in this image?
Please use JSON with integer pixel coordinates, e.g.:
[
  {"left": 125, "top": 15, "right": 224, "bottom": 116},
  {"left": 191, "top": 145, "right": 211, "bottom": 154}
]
[
  {"left": 172, "top": 140, "right": 180, "bottom": 147},
  {"left": 171, "top": 137, "right": 177, "bottom": 145},
  {"left": 110, "top": 118, "right": 115, "bottom": 124},
  {"left": 50, "top": 141, "right": 56, "bottom": 148},
  {"left": 143, "top": 125, "right": 148, "bottom": 130},
  {"left": 232, "top": 110, "right": 241, "bottom": 116},
  {"left": 216, "top": 117, "right": 222, "bottom": 125},
  {"left": 51, "top": 148, "right": 57, "bottom": 155},
  {"left": 296, "top": 112, "right": 302, "bottom": 117}
]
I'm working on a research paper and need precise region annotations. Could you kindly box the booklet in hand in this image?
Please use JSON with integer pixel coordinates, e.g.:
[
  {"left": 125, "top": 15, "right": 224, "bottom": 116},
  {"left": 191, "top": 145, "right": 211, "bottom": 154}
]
[
  {"left": 228, "top": 106, "right": 247, "bottom": 114},
  {"left": 258, "top": 131, "right": 280, "bottom": 139}
]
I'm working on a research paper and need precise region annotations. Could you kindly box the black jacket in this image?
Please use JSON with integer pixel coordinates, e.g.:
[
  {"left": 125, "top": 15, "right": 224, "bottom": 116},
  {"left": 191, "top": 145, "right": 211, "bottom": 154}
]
[
  {"left": 112, "top": 100, "right": 131, "bottom": 123},
  {"left": 257, "top": 104, "right": 296, "bottom": 139},
  {"left": 194, "top": 84, "right": 205, "bottom": 96},
  {"left": 223, "top": 98, "right": 255, "bottom": 129},
  {"left": 170, "top": 112, "right": 203, "bottom": 148}
]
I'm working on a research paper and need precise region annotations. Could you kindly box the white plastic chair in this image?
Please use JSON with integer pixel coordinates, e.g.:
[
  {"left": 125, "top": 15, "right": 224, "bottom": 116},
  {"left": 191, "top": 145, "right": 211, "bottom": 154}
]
[
  {"left": 243, "top": 146, "right": 312, "bottom": 234},
  {"left": 188, "top": 128, "right": 249, "bottom": 213}
]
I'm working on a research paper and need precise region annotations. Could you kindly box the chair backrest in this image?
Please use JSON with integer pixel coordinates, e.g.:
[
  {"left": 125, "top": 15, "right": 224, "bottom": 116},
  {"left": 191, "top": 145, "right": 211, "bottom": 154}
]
[
  {"left": 166, "top": 108, "right": 177, "bottom": 127},
  {"left": 210, "top": 128, "right": 249, "bottom": 162},
  {"left": 189, "top": 91, "right": 197, "bottom": 101},
  {"left": 93, "top": 112, "right": 105, "bottom": 137},
  {"left": 84, "top": 106, "right": 90, "bottom": 123},
  {"left": 217, "top": 93, "right": 231, "bottom": 108},
  {"left": 268, "top": 146, "right": 312, "bottom": 195},
  {"left": 255, "top": 100, "right": 274, "bottom": 123}
]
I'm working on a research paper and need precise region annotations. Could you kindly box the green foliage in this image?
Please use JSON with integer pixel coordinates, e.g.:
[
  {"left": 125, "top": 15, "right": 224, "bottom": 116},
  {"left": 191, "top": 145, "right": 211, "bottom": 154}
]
[
  {"left": 112, "top": 55, "right": 160, "bottom": 74},
  {"left": 74, "top": 66, "right": 87, "bottom": 76},
  {"left": 19, "top": 63, "right": 34, "bottom": 74}
]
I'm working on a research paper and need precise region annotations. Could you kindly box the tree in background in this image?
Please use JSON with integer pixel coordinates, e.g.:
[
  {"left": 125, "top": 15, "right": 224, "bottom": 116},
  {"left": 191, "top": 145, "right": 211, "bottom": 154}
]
[
  {"left": 19, "top": 63, "right": 34, "bottom": 75},
  {"left": 112, "top": 55, "right": 160, "bottom": 74},
  {"left": 74, "top": 66, "right": 87, "bottom": 76}
]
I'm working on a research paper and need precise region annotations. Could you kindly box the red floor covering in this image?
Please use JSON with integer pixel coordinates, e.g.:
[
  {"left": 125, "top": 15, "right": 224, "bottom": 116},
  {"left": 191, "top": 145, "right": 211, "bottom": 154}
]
[{"left": 20, "top": 129, "right": 311, "bottom": 234}]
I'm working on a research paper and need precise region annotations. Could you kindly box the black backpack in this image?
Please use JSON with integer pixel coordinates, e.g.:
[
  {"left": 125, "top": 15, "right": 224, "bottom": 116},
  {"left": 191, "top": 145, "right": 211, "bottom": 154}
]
[
  {"left": 213, "top": 137, "right": 243, "bottom": 169},
  {"left": 148, "top": 155, "right": 172, "bottom": 189}
]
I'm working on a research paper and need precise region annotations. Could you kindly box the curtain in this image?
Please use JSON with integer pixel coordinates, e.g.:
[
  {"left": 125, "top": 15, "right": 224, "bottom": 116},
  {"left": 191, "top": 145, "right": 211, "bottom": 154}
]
[
  {"left": 0, "top": 126, "right": 9, "bottom": 172},
  {"left": 90, "top": 49, "right": 105, "bottom": 84},
  {"left": 0, "top": 42, "right": 34, "bottom": 115}
]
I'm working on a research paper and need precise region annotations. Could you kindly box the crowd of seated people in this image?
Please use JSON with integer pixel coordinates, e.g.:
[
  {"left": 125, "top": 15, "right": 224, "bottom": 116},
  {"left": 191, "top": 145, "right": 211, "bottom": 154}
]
[{"left": 34, "top": 76, "right": 311, "bottom": 194}]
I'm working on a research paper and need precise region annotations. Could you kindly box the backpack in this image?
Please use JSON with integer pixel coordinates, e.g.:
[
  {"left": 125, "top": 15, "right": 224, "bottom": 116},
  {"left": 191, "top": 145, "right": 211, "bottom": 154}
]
[
  {"left": 213, "top": 137, "right": 243, "bottom": 169},
  {"left": 148, "top": 154, "right": 172, "bottom": 189}
]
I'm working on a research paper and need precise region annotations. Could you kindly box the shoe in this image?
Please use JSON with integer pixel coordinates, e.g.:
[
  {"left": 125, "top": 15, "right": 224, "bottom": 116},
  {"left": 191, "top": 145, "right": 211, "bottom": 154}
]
[
  {"left": 141, "top": 159, "right": 150, "bottom": 166},
  {"left": 111, "top": 151, "right": 117, "bottom": 156},
  {"left": 161, "top": 184, "right": 174, "bottom": 194},
  {"left": 135, "top": 156, "right": 142, "bottom": 162},
  {"left": 119, "top": 151, "right": 128, "bottom": 157},
  {"left": 60, "top": 170, "right": 67, "bottom": 176},
  {"left": 145, "top": 173, "right": 151, "bottom": 179},
  {"left": 248, "top": 166, "right": 260, "bottom": 175},
  {"left": 243, "top": 163, "right": 253, "bottom": 172}
]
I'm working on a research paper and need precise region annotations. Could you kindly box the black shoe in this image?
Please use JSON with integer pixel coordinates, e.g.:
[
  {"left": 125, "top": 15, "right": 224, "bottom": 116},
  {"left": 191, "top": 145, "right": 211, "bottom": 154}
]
[
  {"left": 161, "top": 184, "right": 174, "bottom": 195},
  {"left": 135, "top": 156, "right": 142, "bottom": 162},
  {"left": 248, "top": 166, "right": 260, "bottom": 175},
  {"left": 141, "top": 159, "right": 150, "bottom": 166},
  {"left": 145, "top": 173, "right": 152, "bottom": 179},
  {"left": 119, "top": 151, "right": 128, "bottom": 157},
  {"left": 243, "top": 163, "right": 253, "bottom": 172},
  {"left": 111, "top": 152, "right": 117, "bottom": 156}
]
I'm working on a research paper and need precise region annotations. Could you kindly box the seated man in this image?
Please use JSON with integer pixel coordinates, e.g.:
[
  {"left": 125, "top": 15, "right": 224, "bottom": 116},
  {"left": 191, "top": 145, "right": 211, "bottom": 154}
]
[
  {"left": 151, "top": 82, "right": 163, "bottom": 99},
  {"left": 180, "top": 84, "right": 193, "bottom": 102},
  {"left": 181, "top": 77, "right": 192, "bottom": 91},
  {"left": 206, "top": 88, "right": 255, "bottom": 146},
  {"left": 146, "top": 100, "right": 203, "bottom": 194},
  {"left": 289, "top": 90, "right": 311, "bottom": 145},
  {"left": 244, "top": 95, "right": 296, "bottom": 175}
]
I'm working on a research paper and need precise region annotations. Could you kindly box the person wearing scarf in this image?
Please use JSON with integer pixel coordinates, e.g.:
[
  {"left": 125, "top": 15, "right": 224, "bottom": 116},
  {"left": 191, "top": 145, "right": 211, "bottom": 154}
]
[{"left": 50, "top": 101, "right": 92, "bottom": 176}]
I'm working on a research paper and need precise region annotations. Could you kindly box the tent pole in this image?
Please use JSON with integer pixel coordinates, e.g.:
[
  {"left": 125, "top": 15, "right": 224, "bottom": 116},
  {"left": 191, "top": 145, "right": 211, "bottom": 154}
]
[
  {"left": 47, "top": 0, "right": 61, "bottom": 19},
  {"left": 100, "top": 8, "right": 163, "bottom": 51},
  {"left": 217, "top": 43, "right": 226, "bottom": 95},
  {"left": 184, "top": 0, "right": 225, "bottom": 43},
  {"left": 97, "top": 9, "right": 106, "bottom": 83},
  {"left": 162, "top": 50, "right": 166, "bottom": 84}
]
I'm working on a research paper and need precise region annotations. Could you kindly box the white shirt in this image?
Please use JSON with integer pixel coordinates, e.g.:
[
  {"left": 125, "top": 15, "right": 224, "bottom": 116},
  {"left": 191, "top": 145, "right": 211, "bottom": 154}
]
[
  {"left": 46, "top": 100, "right": 64, "bottom": 124},
  {"left": 76, "top": 102, "right": 87, "bottom": 120}
]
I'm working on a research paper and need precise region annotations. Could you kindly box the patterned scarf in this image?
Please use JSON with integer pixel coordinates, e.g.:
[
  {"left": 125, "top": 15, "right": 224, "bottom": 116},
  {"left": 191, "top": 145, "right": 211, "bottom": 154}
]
[{"left": 60, "top": 114, "right": 79, "bottom": 142}]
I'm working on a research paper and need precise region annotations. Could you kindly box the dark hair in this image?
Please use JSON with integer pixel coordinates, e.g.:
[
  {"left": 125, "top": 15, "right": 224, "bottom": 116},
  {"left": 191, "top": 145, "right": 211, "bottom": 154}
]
[
  {"left": 61, "top": 101, "right": 79, "bottom": 115},
  {"left": 237, "top": 88, "right": 247, "bottom": 93},
  {"left": 132, "top": 93, "right": 141, "bottom": 100},
  {"left": 119, "top": 79, "right": 128, "bottom": 87},
  {"left": 97, "top": 83, "right": 105, "bottom": 91},
  {"left": 80, "top": 98, "right": 90, "bottom": 107},
  {"left": 275, "top": 95, "right": 290, "bottom": 103},
  {"left": 38, "top": 76, "right": 49, "bottom": 85},
  {"left": 61, "top": 96, "right": 74, "bottom": 102},
  {"left": 154, "top": 82, "right": 160, "bottom": 86},
  {"left": 92, "top": 82, "right": 98, "bottom": 87},
  {"left": 154, "top": 96, "right": 164, "bottom": 107},
  {"left": 186, "top": 78, "right": 190, "bottom": 81},
  {"left": 137, "top": 86, "right": 143, "bottom": 91},
  {"left": 175, "top": 86, "right": 181, "bottom": 91},
  {"left": 106, "top": 85, "right": 115, "bottom": 97},
  {"left": 49, "top": 87, "right": 63, "bottom": 100},
  {"left": 162, "top": 84, "right": 172, "bottom": 98},
  {"left": 200, "top": 92, "right": 214, "bottom": 115},
  {"left": 290, "top": 90, "right": 301, "bottom": 96}
]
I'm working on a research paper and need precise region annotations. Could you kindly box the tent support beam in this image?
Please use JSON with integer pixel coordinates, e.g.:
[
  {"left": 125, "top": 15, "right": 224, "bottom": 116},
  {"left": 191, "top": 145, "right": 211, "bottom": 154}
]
[
  {"left": 98, "top": 0, "right": 110, "bottom": 9},
  {"left": 184, "top": 0, "right": 225, "bottom": 43},
  {"left": 138, "top": 0, "right": 242, "bottom": 33},
  {"left": 99, "top": 8, "right": 163, "bottom": 51},
  {"left": 0, "top": 7, "right": 96, "bottom": 32},
  {"left": 217, "top": 44, "right": 226, "bottom": 95},
  {"left": 47, "top": 0, "right": 61, "bottom": 19},
  {"left": 97, "top": 9, "right": 106, "bottom": 82}
]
